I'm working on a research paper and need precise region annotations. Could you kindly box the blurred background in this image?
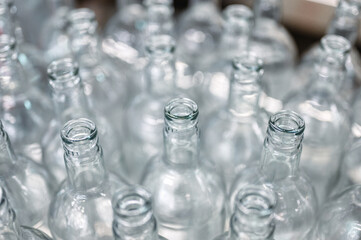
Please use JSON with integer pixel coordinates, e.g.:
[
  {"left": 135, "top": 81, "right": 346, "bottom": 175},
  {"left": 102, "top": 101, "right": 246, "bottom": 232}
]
[{"left": 75, "top": 0, "right": 361, "bottom": 56}]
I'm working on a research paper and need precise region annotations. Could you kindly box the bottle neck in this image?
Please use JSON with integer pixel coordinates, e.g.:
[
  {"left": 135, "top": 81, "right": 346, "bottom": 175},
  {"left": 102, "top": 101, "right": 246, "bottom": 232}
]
[
  {"left": 145, "top": 2, "right": 174, "bottom": 37},
  {"left": 189, "top": 0, "right": 217, "bottom": 7},
  {"left": 260, "top": 111, "right": 305, "bottom": 181},
  {"left": 230, "top": 186, "right": 275, "bottom": 240},
  {"left": 0, "top": 188, "right": 19, "bottom": 236},
  {"left": 118, "top": 0, "right": 142, "bottom": 9},
  {"left": 62, "top": 118, "right": 107, "bottom": 192},
  {"left": 0, "top": 123, "right": 17, "bottom": 166},
  {"left": 113, "top": 187, "right": 159, "bottom": 240},
  {"left": 163, "top": 98, "right": 200, "bottom": 168},
  {"left": 254, "top": 0, "right": 281, "bottom": 23}
]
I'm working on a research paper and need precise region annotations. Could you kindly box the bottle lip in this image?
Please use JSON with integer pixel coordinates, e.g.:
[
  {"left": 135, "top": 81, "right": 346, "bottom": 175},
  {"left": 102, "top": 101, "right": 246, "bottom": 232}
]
[
  {"left": 61, "top": 118, "right": 97, "bottom": 145},
  {"left": 47, "top": 58, "right": 81, "bottom": 89},
  {"left": 164, "top": 97, "right": 199, "bottom": 122},
  {"left": 0, "top": 34, "right": 16, "bottom": 58},
  {"left": 269, "top": 110, "right": 305, "bottom": 136},
  {"left": 145, "top": 34, "right": 175, "bottom": 57},
  {"left": 224, "top": 4, "right": 254, "bottom": 23},
  {"left": 321, "top": 34, "right": 351, "bottom": 56}
]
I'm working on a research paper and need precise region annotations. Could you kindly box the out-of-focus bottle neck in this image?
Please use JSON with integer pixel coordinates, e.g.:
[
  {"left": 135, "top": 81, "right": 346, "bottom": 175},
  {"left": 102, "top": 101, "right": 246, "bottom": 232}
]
[
  {"left": 189, "top": 0, "right": 217, "bottom": 7},
  {"left": 260, "top": 111, "right": 305, "bottom": 180},
  {"left": 227, "top": 53, "right": 263, "bottom": 122},
  {"left": 113, "top": 187, "right": 159, "bottom": 240},
  {"left": 163, "top": 98, "right": 200, "bottom": 168},
  {"left": 0, "top": 187, "right": 19, "bottom": 235},
  {"left": 230, "top": 186, "right": 276, "bottom": 240},
  {"left": 0, "top": 121, "right": 17, "bottom": 166},
  {"left": 254, "top": 0, "right": 281, "bottom": 23},
  {"left": 61, "top": 118, "right": 107, "bottom": 192},
  {"left": 117, "top": 0, "right": 143, "bottom": 9}
]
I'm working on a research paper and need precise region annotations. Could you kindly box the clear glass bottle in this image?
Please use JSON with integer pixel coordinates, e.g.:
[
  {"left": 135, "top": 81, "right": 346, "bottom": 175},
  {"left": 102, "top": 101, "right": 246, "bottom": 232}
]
[
  {"left": 251, "top": 0, "right": 297, "bottom": 118},
  {"left": 202, "top": 53, "right": 264, "bottom": 190},
  {"left": 214, "top": 185, "right": 276, "bottom": 240},
  {"left": 200, "top": 4, "right": 254, "bottom": 121},
  {"left": 0, "top": 34, "right": 53, "bottom": 163},
  {"left": 308, "top": 185, "right": 361, "bottom": 240},
  {"left": 49, "top": 118, "right": 128, "bottom": 240},
  {"left": 176, "top": 0, "right": 222, "bottom": 72},
  {"left": 112, "top": 186, "right": 168, "bottom": 240},
  {"left": 0, "top": 120, "right": 54, "bottom": 234},
  {"left": 124, "top": 34, "right": 184, "bottom": 183},
  {"left": 43, "top": 58, "right": 125, "bottom": 184},
  {"left": 298, "top": 0, "right": 361, "bottom": 103},
  {"left": 141, "top": 97, "right": 226, "bottom": 240},
  {"left": 67, "top": 8, "right": 128, "bottom": 127},
  {"left": 284, "top": 35, "right": 352, "bottom": 203},
  {"left": 0, "top": 187, "right": 53, "bottom": 240},
  {"left": 229, "top": 110, "right": 318, "bottom": 240}
]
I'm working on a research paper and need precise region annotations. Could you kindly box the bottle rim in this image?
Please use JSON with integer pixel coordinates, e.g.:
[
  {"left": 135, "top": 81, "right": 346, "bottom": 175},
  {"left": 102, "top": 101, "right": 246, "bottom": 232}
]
[
  {"left": 61, "top": 118, "right": 97, "bottom": 145},
  {"left": 269, "top": 110, "right": 305, "bottom": 136}
]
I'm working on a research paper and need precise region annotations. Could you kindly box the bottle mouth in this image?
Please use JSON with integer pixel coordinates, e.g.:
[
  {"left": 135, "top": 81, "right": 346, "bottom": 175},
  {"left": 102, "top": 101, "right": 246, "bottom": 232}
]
[
  {"left": 0, "top": 34, "right": 15, "bottom": 58},
  {"left": 112, "top": 186, "right": 153, "bottom": 227},
  {"left": 61, "top": 118, "right": 97, "bottom": 145},
  {"left": 145, "top": 34, "right": 175, "bottom": 57},
  {"left": 67, "top": 8, "right": 97, "bottom": 34},
  {"left": 320, "top": 35, "right": 351, "bottom": 56},
  {"left": 47, "top": 58, "right": 81, "bottom": 89},
  {"left": 164, "top": 98, "right": 199, "bottom": 130},
  {"left": 224, "top": 4, "right": 254, "bottom": 23},
  {"left": 269, "top": 110, "right": 305, "bottom": 136}
]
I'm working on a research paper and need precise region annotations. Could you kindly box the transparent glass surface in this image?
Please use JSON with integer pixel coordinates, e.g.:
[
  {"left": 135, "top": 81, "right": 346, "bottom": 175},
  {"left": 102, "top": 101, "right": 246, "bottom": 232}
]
[
  {"left": 202, "top": 53, "right": 264, "bottom": 190},
  {"left": 49, "top": 118, "right": 128, "bottom": 240},
  {"left": 284, "top": 35, "right": 352, "bottom": 203},
  {"left": 229, "top": 111, "right": 317, "bottom": 240},
  {"left": 141, "top": 98, "right": 226, "bottom": 240},
  {"left": 43, "top": 58, "right": 125, "bottom": 184},
  {"left": 309, "top": 185, "right": 361, "bottom": 240},
  {"left": 176, "top": 0, "right": 222, "bottom": 72}
]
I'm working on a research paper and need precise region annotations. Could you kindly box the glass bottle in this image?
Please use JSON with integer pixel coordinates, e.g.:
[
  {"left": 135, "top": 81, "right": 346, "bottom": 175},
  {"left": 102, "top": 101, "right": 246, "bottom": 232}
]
[
  {"left": 251, "top": 0, "right": 297, "bottom": 118},
  {"left": 0, "top": 120, "right": 54, "bottom": 234},
  {"left": 112, "top": 186, "right": 168, "bottom": 240},
  {"left": 202, "top": 53, "right": 264, "bottom": 190},
  {"left": 0, "top": 34, "right": 53, "bottom": 163},
  {"left": 308, "top": 185, "right": 361, "bottom": 240},
  {"left": 141, "top": 97, "right": 226, "bottom": 240},
  {"left": 49, "top": 118, "right": 128, "bottom": 240},
  {"left": 124, "top": 34, "right": 184, "bottom": 183},
  {"left": 176, "top": 0, "right": 222, "bottom": 72},
  {"left": 298, "top": 0, "right": 361, "bottom": 103},
  {"left": 0, "top": 187, "right": 53, "bottom": 240},
  {"left": 229, "top": 110, "right": 318, "bottom": 239},
  {"left": 214, "top": 185, "right": 276, "bottom": 240},
  {"left": 200, "top": 4, "right": 254, "bottom": 121},
  {"left": 284, "top": 35, "right": 352, "bottom": 203},
  {"left": 43, "top": 58, "right": 125, "bottom": 184},
  {"left": 67, "top": 8, "right": 128, "bottom": 127}
]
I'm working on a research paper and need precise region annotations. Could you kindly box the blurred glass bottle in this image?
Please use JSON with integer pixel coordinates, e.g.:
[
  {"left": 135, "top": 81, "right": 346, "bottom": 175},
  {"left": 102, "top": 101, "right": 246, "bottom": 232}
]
[
  {"left": 67, "top": 8, "right": 128, "bottom": 127},
  {"left": 0, "top": 34, "right": 53, "bottom": 163},
  {"left": 0, "top": 187, "right": 53, "bottom": 240},
  {"left": 230, "top": 110, "right": 317, "bottom": 240},
  {"left": 298, "top": 0, "right": 361, "bottom": 103},
  {"left": 214, "top": 186, "right": 276, "bottom": 240},
  {"left": 124, "top": 34, "right": 182, "bottom": 183},
  {"left": 0, "top": 120, "right": 54, "bottom": 234},
  {"left": 49, "top": 118, "right": 128, "bottom": 240},
  {"left": 284, "top": 35, "right": 352, "bottom": 203},
  {"left": 203, "top": 53, "right": 264, "bottom": 190},
  {"left": 177, "top": 0, "right": 222, "bottom": 72},
  {"left": 141, "top": 98, "right": 226, "bottom": 240},
  {"left": 308, "top": 185, "right": 361, "bottom": 240},
  {"left": 43, "top": 58, "right": 125, "bottom": 184},
  {"left": 251, "top": 0, "right": 297, "bottom": 119},
  {"left": 112, "top": 186, "right": 168, "bottom": 240},
  {"left": 200, "top": 4, "right": 254, "bottom": 121}
]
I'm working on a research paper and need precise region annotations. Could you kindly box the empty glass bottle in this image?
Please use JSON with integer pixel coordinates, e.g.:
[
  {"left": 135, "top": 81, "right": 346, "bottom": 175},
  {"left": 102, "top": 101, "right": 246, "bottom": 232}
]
[
  {"left": 67, "top": 8, "right": 128, "bottom": 126},
  {"left": 202, "top": 53, "right": 264, "bottom": 190},
  {"left": 177, "top": 0, "right": 222, "bottom": 72},
  {"left": 124, "top": 34, "right": 185, "bottom": 183},
  {"left": 43, "top": 58, "right": 125, "bottom": 184},
  {"left": 229, "top": 110, "right": 317, "bottom": 240},
  {"left": 200, "top": 4, "right": 254, "bottom": 120},
  {"left": 49, "top": 118, "right": 128, "bottom": 240},
  {"left": 0, "top": 120, "right": 54, "bottom": 234},
  {"left": 214, "top": 185, "right": 276, "bottom": 240},
  {"left": 141, "top": 97, "right": 226, "bottom": 240},
  {"left": 251, "top": 0, "right": 297, "bottom": 118},
  {"left": 112, "top": 186, "right": 168, "bottom": 240},
  {"left": 0, "top": 34, "right": 53, "bottom": 163},
  {"left": 284, "top": 35, "right": 352, "bottom": 203},
  {"left": 308, "top": 185, "right": 361, "bottom": 240},
  {"left": 0, "top": 186, "right": 53, "bottom": 240}
]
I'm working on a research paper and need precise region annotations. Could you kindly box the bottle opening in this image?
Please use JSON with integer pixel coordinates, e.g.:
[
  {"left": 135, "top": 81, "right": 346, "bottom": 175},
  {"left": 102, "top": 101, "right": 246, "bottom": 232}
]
[
  {"left": 0, "top": 34, "right": 15, "bottom": 58},
  {"left": 269, "top": 110, "right": 305, "bottom": 136},
  {"left": 321, "top": 34, "right": 351, "bottom": 56},
  {"left": 164, "top": 98, "right": 199, "bottom": 130},
  {"left": 68, "top": 8, "right": 97, "bottom": 34},
  {"left": 224, "top": 4, "right": 254, "bottom": 23},
  {"left": 61, "top": 118, "right": 97, "bottom": 145},
  {"left": 145, "top": 34, "right": 175, "bottom": 57},
  {"left": 47, "top": 58, "right": 81, "bottom": 89}
]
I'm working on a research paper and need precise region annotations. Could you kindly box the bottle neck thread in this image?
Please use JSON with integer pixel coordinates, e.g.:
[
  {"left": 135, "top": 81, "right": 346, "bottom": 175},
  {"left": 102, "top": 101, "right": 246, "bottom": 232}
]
[{"left": 61, "top": 118, "right": 106, "bottom": 191}]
